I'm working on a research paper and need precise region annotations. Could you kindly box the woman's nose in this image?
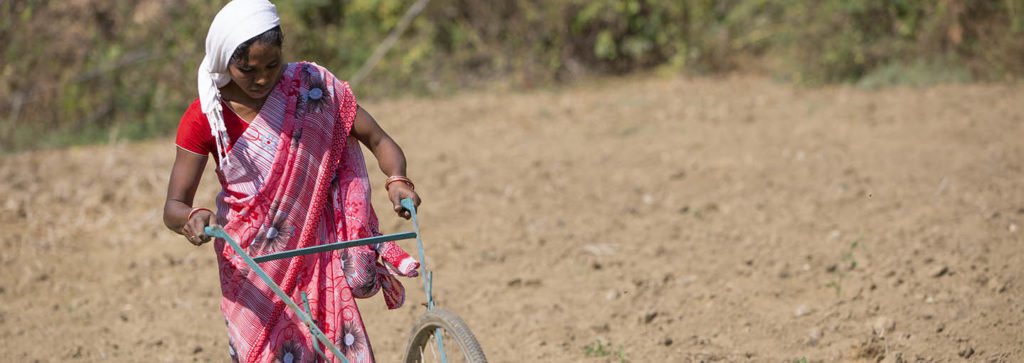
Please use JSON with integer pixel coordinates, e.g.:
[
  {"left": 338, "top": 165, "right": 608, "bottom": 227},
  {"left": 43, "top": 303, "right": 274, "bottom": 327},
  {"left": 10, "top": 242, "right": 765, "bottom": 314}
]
[{"left": 255, "top": 70, "right": 273, "bottom": 86}]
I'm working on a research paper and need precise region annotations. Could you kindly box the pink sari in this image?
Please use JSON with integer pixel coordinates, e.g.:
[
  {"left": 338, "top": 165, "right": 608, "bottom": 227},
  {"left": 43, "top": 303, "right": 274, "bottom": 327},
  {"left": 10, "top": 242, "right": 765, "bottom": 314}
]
[{"left": 211, "top": 62, "right": 415, "bottom": 363}]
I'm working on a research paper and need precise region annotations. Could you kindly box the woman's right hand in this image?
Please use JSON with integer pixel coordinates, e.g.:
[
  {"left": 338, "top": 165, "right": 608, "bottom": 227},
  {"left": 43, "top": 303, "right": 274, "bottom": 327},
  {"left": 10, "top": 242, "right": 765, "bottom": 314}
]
[
  {"left": 181, "top": 209, "right": 217, "bottom": 246},
  {"left": 164, "top": 148, "right": 216, "bottom": 245}
]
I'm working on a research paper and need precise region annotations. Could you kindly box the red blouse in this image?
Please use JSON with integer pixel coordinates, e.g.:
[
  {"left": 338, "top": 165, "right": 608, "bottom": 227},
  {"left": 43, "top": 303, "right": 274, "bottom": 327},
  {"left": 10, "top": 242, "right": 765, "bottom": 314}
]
[{"left": 174, "top": 98, "right": 250, "bottom": 160}]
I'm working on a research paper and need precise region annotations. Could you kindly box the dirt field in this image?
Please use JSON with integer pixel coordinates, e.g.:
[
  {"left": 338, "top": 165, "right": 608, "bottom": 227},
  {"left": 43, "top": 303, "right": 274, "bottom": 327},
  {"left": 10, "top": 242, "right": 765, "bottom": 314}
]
[{"left": 1, "top": 74, "right": 1022, "bottom": 362}]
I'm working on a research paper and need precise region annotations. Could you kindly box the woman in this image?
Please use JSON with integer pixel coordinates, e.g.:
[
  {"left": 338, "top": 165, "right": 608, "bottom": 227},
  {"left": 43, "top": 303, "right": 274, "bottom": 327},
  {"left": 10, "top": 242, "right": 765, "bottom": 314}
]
[{"left": 162, "top": 1, "right": 420, "bottom": 362}]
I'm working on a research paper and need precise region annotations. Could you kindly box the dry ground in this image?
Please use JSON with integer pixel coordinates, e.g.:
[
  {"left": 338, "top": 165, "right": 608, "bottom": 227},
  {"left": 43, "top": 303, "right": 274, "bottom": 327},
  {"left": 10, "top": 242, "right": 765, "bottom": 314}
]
[{"left": 1, "top": 74, "right": 1022, "bottom": 362}]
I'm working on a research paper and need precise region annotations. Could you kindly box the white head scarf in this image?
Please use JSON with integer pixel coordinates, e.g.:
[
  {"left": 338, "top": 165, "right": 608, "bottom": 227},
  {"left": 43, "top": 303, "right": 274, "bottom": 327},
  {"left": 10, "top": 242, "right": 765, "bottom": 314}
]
[{"left": 198, "top": 0, "right": 280, "bottom": 168}]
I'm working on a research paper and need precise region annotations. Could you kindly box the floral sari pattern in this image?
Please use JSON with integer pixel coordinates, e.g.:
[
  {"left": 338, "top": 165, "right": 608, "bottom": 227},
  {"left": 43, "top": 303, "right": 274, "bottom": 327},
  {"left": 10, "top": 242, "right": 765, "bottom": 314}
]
[{"left": 210, "top": 62, "right": 416, "bottom": 363}]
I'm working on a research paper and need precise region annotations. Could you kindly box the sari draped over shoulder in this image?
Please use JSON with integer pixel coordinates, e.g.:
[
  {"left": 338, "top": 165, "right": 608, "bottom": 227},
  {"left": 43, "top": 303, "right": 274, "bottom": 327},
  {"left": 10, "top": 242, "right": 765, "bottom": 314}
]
[{"left": 212, "top": 62, "right": 415, "bottom": 363}]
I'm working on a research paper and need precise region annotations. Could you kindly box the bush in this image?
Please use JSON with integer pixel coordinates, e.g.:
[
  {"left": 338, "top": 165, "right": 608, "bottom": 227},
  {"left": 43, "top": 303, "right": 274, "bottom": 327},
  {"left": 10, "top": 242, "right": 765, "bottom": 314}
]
[{"left": 2, "top": 0, "right": 1022, "bottom": 151}]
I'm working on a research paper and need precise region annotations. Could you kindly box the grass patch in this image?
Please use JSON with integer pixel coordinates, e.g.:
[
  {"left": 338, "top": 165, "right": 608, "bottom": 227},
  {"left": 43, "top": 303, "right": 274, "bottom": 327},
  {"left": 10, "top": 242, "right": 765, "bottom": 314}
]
[
  {"left": 826, "top": 240, "right": 863, "bottom": 298},
  {"left": 858, "top": 58, "right": 972, "bottom": 89},
  {"left": 584, "top": 339, "right": 627, "bottom": 362}
]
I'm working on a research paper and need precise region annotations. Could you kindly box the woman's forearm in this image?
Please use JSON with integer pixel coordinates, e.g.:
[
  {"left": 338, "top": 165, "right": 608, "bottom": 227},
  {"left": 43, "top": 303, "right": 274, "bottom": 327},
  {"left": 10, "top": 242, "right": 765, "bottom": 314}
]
[
  {"left": 370, "top": 136, "right": 408, "bottom": 177},
  {"left": 163, "top": 200, "right": 193, "bottom": 234},
  {"left": 164, "top": 148, "right": 209, "bottom": 235},
  {"left": 350, "top": 107, "right": 421, "bottom": 217}
]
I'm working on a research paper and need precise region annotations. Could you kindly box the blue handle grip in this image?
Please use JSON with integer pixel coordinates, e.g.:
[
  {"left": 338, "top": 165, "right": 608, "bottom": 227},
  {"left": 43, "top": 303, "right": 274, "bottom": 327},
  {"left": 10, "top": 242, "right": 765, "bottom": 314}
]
[{"left": 400, "top": 197, "right": 416, "bottom": 215}]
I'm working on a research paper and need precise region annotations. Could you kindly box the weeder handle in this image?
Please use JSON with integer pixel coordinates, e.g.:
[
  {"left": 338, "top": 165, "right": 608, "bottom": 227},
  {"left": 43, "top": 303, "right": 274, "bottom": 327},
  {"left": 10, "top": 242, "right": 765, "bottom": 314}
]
[
  {"left": 204, "top": 225, "right": 222, "bottom": 239},
  {"left": 400, "top": 197, "right": 417, "bottom": 217}
]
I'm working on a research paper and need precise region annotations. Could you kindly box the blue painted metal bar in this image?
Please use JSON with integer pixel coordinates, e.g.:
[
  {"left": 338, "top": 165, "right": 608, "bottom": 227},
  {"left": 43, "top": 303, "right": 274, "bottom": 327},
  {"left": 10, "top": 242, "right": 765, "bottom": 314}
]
[
  {"left": 401, "top": 199, "right": 433, "bottom": 309},
  {"left": 253, "top": 232, "right": 418, "bottom": 263},
  {"left": 399, "top": 198, "right": 447, "bottom": 362},
  {"left": 302, "top": 292, "right": 326, "bottom": 361},
  {"left": 435, "top": 327, "right": 449, "bottom": 363},
  {"left": 205, "top": 226, "right": 350, "bottom": 363},
  {"left": 202, "top": 198, "right": 439, "bottom": 362}
]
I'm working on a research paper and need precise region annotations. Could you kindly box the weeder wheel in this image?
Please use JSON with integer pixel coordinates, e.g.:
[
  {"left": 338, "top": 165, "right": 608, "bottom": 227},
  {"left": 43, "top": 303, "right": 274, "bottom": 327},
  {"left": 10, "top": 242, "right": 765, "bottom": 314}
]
[{"left": 403, "top": 308, "right": 486, "bottom": 363}]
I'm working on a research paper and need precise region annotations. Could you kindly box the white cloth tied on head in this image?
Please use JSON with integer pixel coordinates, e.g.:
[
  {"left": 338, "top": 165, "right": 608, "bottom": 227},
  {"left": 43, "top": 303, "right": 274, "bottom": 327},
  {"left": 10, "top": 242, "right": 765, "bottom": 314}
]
[{"left": 198, "top": 0, "right": 280, "bottom": 168}]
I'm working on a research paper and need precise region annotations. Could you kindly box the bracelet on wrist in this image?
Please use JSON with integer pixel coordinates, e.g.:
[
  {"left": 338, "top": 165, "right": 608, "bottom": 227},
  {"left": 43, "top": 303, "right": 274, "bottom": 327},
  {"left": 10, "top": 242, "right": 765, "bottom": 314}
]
[
  {"left": 187, "top": 207, "right": 213, "bottom": 222},
  {"left": 385, "top": 175, "right": 415, "bottom": 191}
]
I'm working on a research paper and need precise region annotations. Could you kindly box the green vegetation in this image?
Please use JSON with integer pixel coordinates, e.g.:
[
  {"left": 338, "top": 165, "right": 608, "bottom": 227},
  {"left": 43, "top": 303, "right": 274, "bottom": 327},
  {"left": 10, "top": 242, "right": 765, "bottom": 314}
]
[
  {"left": 3, "top": 0, "right": 1023, "bottom": 151},
  {"left": 826, "top": 240, "right": 863, "bottom": 298},
  {"left": 584, "top": 339, "right": 627, "bottom": 362}
]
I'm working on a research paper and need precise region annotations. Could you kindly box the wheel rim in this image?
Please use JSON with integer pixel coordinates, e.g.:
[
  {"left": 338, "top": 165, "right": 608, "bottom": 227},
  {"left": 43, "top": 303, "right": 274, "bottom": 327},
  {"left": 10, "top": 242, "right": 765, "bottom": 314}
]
[{"left": 411, "top": 325, "right": 471, "bottom": 363}]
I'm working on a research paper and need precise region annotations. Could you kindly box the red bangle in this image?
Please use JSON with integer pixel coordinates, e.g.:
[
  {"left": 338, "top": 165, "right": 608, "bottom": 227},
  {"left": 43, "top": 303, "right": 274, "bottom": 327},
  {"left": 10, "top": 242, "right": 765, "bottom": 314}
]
[
  {"left": 187, "top": 207, "right": 213, "bottom": 222},
  {"left": 385, "top": 176, "right": 414, "bottom": 191}
]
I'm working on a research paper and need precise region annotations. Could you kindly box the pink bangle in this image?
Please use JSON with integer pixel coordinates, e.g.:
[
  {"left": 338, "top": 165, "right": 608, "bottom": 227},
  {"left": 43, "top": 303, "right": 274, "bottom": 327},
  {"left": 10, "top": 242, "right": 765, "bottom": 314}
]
[
  {"left": 385, "top": 176, "right": 414, "bottom": 191},
  {"left": 187, "top": 207, "right": 213, "bottom": 222}
]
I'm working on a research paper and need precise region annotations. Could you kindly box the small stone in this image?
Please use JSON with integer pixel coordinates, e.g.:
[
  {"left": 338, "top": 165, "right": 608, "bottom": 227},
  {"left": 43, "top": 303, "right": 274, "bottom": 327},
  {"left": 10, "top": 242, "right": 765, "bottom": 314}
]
[
  {"left": 794, "top": 304, "right": 813, "bottom": 317},
  {"left": 581, "top": 244, "right": 617, "bottom": 256},
  {"left": 880, "top": 352, "right": 904, "bottom": 363},
  {"left": 929, "top": 265, "right": 949, "bottom": 278},
  {"left": 872, "top": 316, "right": 895, "bottom": 337},
  {"left": 642, "top": 194, "right": 655, "bottom": 205},
  {"left": 936, "top": 323, "right": 945, "bottom": 333},
  {"left": 643, "top": 311, "right": 659, "bottom": 324},
  {"left": 958, "top": 345, "right": 975, "bottom": 358},
  {"left": 975, "top": 275, "right": 990, "bottom": 285},
  {"left": 1010, "top": 223, "right": 1019, "bottom": 232},
  {"left": 678, "top": 275, "right": 698, "bottom": 285},
  {"left": 605, "top": 290, "right": 620, "bottom": 301},
  {"left": 994, "top": 281, "right": 1009, "bottom": 293},
  {"left": 776, "top": 264, "right": 791, "bottom": 279},
  {"left": 193, "top": 346, "right": 203, "bottom": 354},
  {"left": 807, "top": 327, "right": 822, "bottom": 346},
  {"left": 661, "top": 337, "right": 673, "bottom": 346}
]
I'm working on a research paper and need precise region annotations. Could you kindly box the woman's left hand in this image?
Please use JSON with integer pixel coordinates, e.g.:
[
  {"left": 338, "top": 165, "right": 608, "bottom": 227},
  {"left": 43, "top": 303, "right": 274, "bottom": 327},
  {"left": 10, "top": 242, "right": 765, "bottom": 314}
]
[{"left": 388, "top": 183, "right": 420, "bottom": 219}]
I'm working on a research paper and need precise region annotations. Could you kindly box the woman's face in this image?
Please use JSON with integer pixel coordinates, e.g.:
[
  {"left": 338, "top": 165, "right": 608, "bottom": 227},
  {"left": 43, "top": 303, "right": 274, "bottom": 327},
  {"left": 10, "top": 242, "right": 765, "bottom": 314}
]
[{"left": 227, "top": 42, "right": 283, "bottom": 100}]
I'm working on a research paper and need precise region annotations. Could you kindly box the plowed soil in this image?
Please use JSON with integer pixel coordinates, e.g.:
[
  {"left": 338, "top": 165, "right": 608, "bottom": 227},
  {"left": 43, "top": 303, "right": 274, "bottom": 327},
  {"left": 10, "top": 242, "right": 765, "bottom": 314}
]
[{"left": 2, "top": 75, "right": 1022, "bottom": 362}]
